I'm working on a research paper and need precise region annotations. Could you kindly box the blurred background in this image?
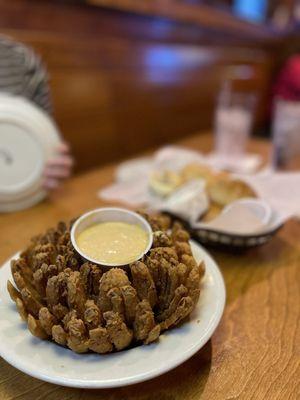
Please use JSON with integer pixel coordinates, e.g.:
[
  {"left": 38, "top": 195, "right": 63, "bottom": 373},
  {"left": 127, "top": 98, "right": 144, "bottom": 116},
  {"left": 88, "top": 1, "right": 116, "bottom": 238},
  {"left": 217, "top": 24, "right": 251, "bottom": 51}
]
[{"left": 1, "top": 0, "right": 300, "bottom": 173}]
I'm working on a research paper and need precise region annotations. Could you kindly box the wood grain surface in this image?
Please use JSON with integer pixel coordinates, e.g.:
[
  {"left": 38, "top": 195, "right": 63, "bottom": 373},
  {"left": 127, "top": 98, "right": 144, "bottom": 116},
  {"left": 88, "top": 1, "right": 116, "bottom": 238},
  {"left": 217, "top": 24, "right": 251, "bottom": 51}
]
[
  {"left": 87, "top": 0, "right": 285, "bottom": 42},
  {"left": 0, "top": 133, "right": 299, "bottom": 400},
  {"left": 0, "top": 0, "right": 277, "bottom": 173}
]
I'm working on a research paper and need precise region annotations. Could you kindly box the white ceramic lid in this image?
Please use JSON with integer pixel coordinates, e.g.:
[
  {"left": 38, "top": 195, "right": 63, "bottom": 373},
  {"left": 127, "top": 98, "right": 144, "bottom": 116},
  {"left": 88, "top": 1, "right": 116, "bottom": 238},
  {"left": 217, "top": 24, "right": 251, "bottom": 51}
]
[{"left": 0, "top": 94, "right": 61, "bottom": 212}]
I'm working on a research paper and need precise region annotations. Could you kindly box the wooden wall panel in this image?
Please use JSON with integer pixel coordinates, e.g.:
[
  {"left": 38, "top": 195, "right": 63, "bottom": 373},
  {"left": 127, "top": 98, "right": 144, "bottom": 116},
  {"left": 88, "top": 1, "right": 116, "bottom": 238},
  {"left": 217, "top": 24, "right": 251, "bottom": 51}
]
[{"left": 0, "top": 1, "right": 275, "bottom": 172}]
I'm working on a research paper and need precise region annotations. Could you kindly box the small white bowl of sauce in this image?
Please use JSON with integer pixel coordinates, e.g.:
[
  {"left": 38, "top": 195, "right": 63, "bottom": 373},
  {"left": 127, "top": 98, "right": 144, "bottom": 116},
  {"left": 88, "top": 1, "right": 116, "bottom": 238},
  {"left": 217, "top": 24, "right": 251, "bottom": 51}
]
[{"left": 70, "top": 207, "right": 153, "bottom": 267}]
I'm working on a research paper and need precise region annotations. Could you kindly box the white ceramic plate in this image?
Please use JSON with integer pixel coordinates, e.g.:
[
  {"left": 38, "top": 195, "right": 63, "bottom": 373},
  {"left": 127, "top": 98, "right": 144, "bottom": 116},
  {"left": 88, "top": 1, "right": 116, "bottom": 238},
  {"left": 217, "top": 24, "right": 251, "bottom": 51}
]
[
  {"left": 0, "top": 94, "right": 61, "bottom": 212},
  {"left": 0, "top": 241, "right": 225, "bottom": 388}
]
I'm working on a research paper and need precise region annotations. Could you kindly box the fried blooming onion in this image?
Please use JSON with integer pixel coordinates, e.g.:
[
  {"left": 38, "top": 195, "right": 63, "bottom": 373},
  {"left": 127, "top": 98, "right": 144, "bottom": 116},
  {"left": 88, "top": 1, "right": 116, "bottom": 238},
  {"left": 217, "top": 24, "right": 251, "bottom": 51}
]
[{"left": 7, "top": 213, "right": 205, "bottom": 353}]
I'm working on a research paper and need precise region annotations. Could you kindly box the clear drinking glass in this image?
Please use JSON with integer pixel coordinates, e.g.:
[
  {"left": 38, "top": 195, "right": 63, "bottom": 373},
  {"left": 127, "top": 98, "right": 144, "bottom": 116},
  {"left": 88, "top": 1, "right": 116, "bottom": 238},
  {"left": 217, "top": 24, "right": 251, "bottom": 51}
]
[
  {"left": 214, "top": 82, "right": 257, "bottom": 161},
  {"left": 272, "top": 98, "right": 300, "bottom": 170}
]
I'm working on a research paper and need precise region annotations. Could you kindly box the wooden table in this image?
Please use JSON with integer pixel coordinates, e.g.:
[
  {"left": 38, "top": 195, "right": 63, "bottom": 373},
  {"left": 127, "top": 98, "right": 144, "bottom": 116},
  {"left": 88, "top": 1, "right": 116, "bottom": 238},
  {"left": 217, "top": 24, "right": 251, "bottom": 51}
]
[{"left": 0, "top": 133, "right": 299, "bottom": 400}]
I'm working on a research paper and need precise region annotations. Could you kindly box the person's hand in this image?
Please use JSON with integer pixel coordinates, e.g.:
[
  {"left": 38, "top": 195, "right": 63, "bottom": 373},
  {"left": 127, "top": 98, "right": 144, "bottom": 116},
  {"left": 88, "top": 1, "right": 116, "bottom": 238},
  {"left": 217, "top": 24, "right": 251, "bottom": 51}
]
[{"left": 43, "top": 142, "right": 74, "bottom": 191}]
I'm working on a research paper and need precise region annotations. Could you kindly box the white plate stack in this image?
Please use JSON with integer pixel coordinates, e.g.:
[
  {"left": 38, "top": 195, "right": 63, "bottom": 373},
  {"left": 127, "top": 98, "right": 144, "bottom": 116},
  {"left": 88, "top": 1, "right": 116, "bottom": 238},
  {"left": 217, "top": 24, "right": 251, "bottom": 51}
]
[{"left": 0, "top": 95, "right": 61, "bottom": 212}]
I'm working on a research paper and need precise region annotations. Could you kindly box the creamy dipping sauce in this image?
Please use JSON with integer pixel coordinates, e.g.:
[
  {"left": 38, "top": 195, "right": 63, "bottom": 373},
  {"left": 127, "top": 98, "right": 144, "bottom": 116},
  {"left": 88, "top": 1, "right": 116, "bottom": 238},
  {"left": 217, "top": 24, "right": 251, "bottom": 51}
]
[{"left": 76, "top": 222, "right": 149, "bottom": 265}]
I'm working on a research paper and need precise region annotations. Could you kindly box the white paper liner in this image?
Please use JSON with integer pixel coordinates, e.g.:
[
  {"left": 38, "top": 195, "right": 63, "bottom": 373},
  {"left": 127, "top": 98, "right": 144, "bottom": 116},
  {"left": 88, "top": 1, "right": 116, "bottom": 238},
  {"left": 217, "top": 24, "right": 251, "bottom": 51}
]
[
  {"left": 207, "top": 152, "right": 262, "bottom": 174},
  {"left": 99, "top": 146, "right": 300, "bottom": 235}
]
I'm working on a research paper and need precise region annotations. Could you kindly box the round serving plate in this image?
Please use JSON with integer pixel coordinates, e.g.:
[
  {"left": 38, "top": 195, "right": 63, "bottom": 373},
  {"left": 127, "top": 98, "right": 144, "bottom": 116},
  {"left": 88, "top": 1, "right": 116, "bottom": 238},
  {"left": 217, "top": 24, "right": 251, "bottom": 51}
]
[
  {"left": 0, "top": 240, "right": 225, "bottom": 389},
  {"left": 0, "top": 94, "right": 61, "bottom": 212}
]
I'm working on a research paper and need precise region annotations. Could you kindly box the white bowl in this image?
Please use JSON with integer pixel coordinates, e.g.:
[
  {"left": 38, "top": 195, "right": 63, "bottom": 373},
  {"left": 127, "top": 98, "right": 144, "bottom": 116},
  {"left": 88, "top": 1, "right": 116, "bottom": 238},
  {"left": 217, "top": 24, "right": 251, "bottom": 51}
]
[{"left": 70, "top": 207, "right": 153, "bottom": 267}]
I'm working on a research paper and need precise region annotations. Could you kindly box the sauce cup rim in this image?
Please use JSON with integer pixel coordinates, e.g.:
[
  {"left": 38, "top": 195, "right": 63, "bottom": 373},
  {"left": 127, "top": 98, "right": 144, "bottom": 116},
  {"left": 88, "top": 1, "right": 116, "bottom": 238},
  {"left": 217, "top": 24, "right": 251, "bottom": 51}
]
[{"left": 70, "top": 207, "right": 153, "bottom": 267}]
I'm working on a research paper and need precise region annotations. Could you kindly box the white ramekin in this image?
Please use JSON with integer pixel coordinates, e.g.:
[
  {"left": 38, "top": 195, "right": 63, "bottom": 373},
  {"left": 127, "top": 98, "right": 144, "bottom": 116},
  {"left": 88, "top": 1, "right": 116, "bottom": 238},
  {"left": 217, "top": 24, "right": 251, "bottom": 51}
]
[{"left": 70, "top": 207, "right": 153, "bottom": 267}]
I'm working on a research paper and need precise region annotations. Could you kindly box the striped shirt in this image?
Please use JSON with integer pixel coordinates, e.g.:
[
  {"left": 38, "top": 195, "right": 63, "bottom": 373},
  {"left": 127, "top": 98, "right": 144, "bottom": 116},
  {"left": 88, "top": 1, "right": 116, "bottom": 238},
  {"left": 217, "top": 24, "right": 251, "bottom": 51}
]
[{"left": 0, "top": 35, "right": 52, "bottom": 114}]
